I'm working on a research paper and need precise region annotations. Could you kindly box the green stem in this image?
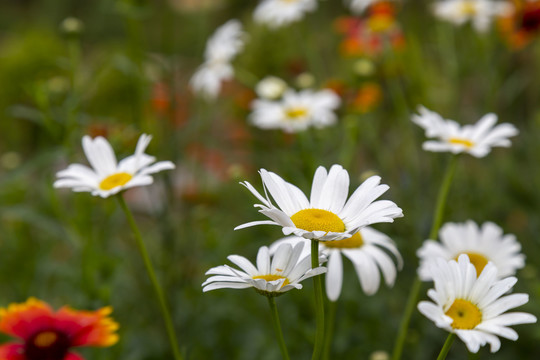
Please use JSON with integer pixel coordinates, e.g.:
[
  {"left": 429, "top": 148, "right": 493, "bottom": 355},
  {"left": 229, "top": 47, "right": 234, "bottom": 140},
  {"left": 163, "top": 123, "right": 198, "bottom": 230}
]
[
  {"left": 322, "top": 300, "right": 337, "bottom": 360},
  {"left": 391, "top": 155, "right": 459, "bottom": 360},
  {"left": 436, "top": 333, "right": 456, "bottom": 360},
  {"left": 311, "top": 240, "right": 325, "bottom": 360},
  {"left": 267, "top": 297, "right": 291, "bottom": 360},
  {"left": 117, "top": 195, "right": 183, "bottom": 360}
]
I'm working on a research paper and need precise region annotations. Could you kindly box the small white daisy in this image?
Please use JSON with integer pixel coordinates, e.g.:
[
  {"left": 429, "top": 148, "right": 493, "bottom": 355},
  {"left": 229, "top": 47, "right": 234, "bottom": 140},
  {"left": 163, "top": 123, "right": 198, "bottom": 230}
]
[
  {"left": 254, "top": 0, "right": 317, "bottom": 29},
  {"left": 235, "top": 164, "right": 403, "bottom": 241},
  {"left": 433, "top": 0, "right": 514, "bottom": 32},
  {"left": 54, "top": 134, "right": 175, "bottom": 198},
  {"left": 271, "top": 227, "right": 402, "bottom": 300},
  {"left": 412, "top": 106, "right": 518, "bottom": 157},
  {"left": 190, "top": 19, "right": 246, "bottom": 99},
  {"left": 255, "top": 76, "right": 289, "bottom": 100},
  {"left": 202, "top": 243, "right": 326, "bottom": 297},
  {"left": 418, "top": 255, "right": 536, "bottom": 353},
  {"left": 418, "top": 221, "right": 525, "bottom": 280},
  {"left": 249, "top": 89, "right": 341, "bottom": 133}
]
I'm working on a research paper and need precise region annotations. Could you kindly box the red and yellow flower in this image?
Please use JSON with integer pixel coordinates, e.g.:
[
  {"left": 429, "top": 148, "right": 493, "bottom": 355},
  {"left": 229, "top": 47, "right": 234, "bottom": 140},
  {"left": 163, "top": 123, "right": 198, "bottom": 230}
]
[
  {"left": 0, "top": 298, "right": 119, "bottom": 360},
  {"left": 499, "top": 0, "right": 540, "bottom": 49}
]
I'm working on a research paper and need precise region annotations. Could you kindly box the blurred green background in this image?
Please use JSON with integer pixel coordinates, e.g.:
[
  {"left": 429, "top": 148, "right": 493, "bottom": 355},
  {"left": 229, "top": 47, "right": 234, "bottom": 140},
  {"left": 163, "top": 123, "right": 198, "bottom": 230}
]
[{"left": 1, "top": 0, "right": 540, "bottom": 359}]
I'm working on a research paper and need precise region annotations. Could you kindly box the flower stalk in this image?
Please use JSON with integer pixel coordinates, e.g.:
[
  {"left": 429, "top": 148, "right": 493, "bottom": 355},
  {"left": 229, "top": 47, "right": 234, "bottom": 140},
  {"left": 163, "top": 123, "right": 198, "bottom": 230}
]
[
  {"left": 436, "top": 333, "right": 456, "bottom": 360},
  {"left": 267, "top": 297, "right": 291, "bottom": 360},
  {"left": 311, "top": 239, "right": 326, "bottom": 360},
  {"left": 117, "top": 194, "right": 183, "bottom": 360}
]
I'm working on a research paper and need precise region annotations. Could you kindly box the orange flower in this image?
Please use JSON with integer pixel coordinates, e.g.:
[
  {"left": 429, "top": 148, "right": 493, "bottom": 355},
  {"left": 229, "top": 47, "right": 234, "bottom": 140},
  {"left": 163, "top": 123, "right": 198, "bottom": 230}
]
[
  {"left": 352, "top": 83, "right": 382, "bottom": 113},
  {"left": 0, "top": 298, "right": 118, "bottom": 360},
  {"left": 499, "top": 0, "right": 540, "bottom": 49}
]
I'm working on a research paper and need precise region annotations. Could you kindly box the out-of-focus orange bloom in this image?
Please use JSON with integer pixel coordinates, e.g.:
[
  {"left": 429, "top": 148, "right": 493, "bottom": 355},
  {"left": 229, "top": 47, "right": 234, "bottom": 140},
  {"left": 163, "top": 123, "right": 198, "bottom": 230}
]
[
  {"left": 335, "top": 3, "right": 405, "bottom": 58},
  {"left": 351, "top": 82, "right": 382, "bottom": 113},
  {"left": 499, "top": 0, "right": 540, "bottom": 49},
  {"left": 324, "top": 79, "right": 348, "bottom": 97},
  {"left": 150, "top": 81, "right": 190, "bottom": 127}
]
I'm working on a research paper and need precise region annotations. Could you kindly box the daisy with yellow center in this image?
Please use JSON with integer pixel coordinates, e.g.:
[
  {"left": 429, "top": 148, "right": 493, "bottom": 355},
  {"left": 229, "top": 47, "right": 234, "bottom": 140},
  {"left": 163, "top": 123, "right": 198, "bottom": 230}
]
[
  {"left": 249, "top": 89, "right": 341, "bottom": 133},
  {"left": 253, "top": 0, "right": 317, "bottom": 29},
  {"left": 418, "top": 255, "right": 536, "bottom": 353},
  {"left": 0, "top": 298, "right": 118, "bottom": 360},
  {"left": 433, "top": 0, "right": 514, "bottom": 32},
  {"left": 235, "top": 164, "right": 403, "bottom": 241},
  {"left": 54, "top": 133, "right": 175, "bottom": 198},
  {"left": 417, "top": 221, "right": 525, "bottom": 280},
  {"left": 271, "top": 226, "right": 403, "bottom": 300},
  {"left": 202, "top": 243, "right": 326, "bottom": 296},
  {"left": 412, "top": 106, "right": 518, "bottom": 158}
]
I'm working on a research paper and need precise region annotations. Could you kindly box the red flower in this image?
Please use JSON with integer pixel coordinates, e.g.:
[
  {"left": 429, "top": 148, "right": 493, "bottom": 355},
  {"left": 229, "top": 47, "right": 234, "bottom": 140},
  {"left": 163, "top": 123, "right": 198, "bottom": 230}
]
[
  {"left": 499, "top": 0, "right": 540, "bottom": 49},
  {"left": 0, "top": 298, "right": 119, "bottom": 360}
]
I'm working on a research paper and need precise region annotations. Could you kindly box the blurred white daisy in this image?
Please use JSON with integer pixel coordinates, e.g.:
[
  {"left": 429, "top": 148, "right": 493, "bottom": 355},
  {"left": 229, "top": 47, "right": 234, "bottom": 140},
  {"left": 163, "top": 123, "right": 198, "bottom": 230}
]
[
  {"left": 433, "top": 0, "right": 514, "bottom": 32},
  {"left": 417, "top": 221, "right": 525, "bottom": 280},
  {"left": 235, "top": 164, "right": 403, "bottom": 241},
  {"left": 254, "top": 0, "right": 317, "bottom": 29},
  {"left": 412, "top": 106, "right": 518, "bottom": 157},
  {"left": 54, "top": 134, "right": 175, "bottom": 198},
  {"left": 255, "top": 76, "right": 288, "bottom": 100},
  {"left": 418, "top": 255, "right": 536, "bottom": 353},
  {"left": 347, "top": 0, "right": 392, "bottom": 14},
  {"left": 190, "top": 19, "right": 246, "bottom": 99},
  {"left": 202, "top": 243, "right": 326, "bottom": 297},
  {"left": 271, "top": 227, "right": 402, "bottom": 300},
  {"left": 249, "top": 89, "right": 341, "bottom": 133}
]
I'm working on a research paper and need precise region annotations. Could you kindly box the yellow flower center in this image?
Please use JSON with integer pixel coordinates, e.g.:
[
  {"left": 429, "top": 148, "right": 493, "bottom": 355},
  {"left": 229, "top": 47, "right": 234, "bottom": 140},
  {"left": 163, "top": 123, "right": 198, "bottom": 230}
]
[
  {"left": 285, "top": 107, "right": 309, "bottom": 119},
  {"left": 99, "top": 172, "right": 133, "bottom": 191},
  {"left": 253, "top": 275, "right": 290, "bottom": 288},
  {"left": 324, "top": 232, "right": 364, "bottom": 249},
  {"left": 290, "top": 209, "right": 346, "bottom": 233},
  {"left": 460, "top": 1, "right": 477, "bottom": 16},
  {"left": 445, "top": 299, "right": 482, "bottom": 329},
  {"left": 34, "top": 331, "right": 58, "bottom": 347},
  {"left": 455, "top": 252, "right": 489, "bottom": 276},
  {"left": 448, "top": 137, "right": 474, "bottom": 148}
]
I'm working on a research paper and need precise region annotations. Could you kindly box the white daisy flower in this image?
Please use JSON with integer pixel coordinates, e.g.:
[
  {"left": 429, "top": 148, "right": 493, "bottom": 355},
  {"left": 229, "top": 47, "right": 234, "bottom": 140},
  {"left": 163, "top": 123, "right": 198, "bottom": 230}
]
[
  {"left": 54, "top": 134, "right": 175, "bottom": 198},
  {"left": 418, "top": 221, "right": 525, "bottom": 281},
  {"left": 190, "top": 19, "right": 246, "bottom": 99},
  {"left": 255, "top": 76, "right": 289, "bottom": 100},
  {"left": 412, "top": 106, "right": 518, "bottom": 157},
  {"left": 433, "top": 0, "right": 514, "bottom": 32},
  {"left": 418, "top": 255, "right": 536, "bottom": 353},
  {"left": 271, "top": 227, "right": 403, "bottom": 300},
  {"left": 202, "top": 243, "right": 326, "bottom": 297},
  {"left": 250, "top": 89, "right": 341, "bottom": 133},
  {"left": 254, "top": 0, "right": 317, "bottom": 29},
  {"left": 235, "top": 164, "right": 403, "bottom": 241}
]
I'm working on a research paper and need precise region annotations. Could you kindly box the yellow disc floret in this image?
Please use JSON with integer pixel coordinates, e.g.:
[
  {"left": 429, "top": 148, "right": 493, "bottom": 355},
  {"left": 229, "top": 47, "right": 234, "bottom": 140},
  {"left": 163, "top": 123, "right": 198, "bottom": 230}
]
[
  {"left": 291, "top": 209, "right": 346, "bottom": 234},
  {"left": 455, "top": 252, "right": 489, "bottom": 276},
  {"left": 460, "top": 1, "right": 477, "bottom": 16},
  {"left": 99, "top": 172, "right": 133, "bottom": 191},
  {"left": 253, "top": 275, "right": 290, "bottom": 288},
  {"left": 34, "top": 331, "right": 58, "bottom": 347},
  {"left": 448, "top": 138, "right": 474, "bottom": 148},
  {"left": 285, "top": 107, "right": 309, "bottom": 120},
  {"left": 445, "top": 299, "right": 482, "bottom": 330},
  {"left": 324, "top": 232, "right": 364, "bottom": 249}
]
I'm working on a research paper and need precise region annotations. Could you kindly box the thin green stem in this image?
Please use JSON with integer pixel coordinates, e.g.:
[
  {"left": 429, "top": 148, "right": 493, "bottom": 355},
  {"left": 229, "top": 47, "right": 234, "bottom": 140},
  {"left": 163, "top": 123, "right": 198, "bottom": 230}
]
[
  {"left": 436, "top": 333, "right": 456, "bottom": 360},
  {"left": 267, "top": 297, "right": 291, "bottom": 360},
  {"left": 392, "top": 156, "right": 459, "bottom": 360},
  {"left": 117, "top": 195, "right": 183, "bottom": 360},
  {"left": 311, "top": 240, "right": 325, "bottom": 360},
  {"left": 322, "top": 300, "right": 337, "bottom": 360}
]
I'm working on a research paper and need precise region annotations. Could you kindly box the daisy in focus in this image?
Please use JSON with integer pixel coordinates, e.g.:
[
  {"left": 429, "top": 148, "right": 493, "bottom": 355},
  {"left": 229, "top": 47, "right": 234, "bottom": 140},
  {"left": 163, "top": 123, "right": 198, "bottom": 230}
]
[
  {"left": 433, "top": 0, "right": 514, "bottom": 32},
  {"left": 54, "top": 134, "right": 175, "bottom": 198},
  {"left": 0, "top": 298, "right": 118, "bottom": 360},
  {"left": 271, "top": 226, "right": 403, "bottom": 300},
  {"left": 418, "top": 255, "right": 536, "bottom": 353},
  {"left": 235, "top": 164, "right": 403, "bottom": 241},
  {"left": 253, "top": 0, "right": 317, "bottom": 29},
  {"left": 249, "top": 88, "right": 341, "bottom": 133},
  {"left": 202, "top": 242, "right": 326, "bottom": 297},
  {"left": 190, "top": 19, "right": 246, "bottom": 99},
  {"left": 412, "top": 106, "right": 519, "bottom": 157},
  {"left": 417, "top": 221, "right": 525, "bottom": 280}
]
